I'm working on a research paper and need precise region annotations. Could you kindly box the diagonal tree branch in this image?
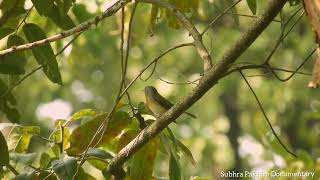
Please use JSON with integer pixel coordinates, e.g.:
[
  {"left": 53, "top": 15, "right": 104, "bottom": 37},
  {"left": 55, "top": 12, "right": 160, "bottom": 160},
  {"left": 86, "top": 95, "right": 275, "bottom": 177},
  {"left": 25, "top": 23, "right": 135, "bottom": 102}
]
[{"left": 108, "top": 0, "right": 288, "bottom": 176}]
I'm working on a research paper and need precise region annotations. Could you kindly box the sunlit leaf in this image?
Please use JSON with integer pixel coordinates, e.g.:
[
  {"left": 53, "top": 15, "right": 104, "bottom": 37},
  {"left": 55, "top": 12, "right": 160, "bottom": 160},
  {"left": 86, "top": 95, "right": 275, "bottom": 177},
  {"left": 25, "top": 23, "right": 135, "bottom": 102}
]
[
  {"left": 49, "top": 144, "right": 61, "bottom": 158},
  {"left": 40, "top": 153, "right": 52, "bottom": 168},
  {"left": 49, "top": 125, "right": 70, "bottom": 150},
  {"left": 14, "top": 133, "right": 33, "bottom": 153},
  {"left": 4, "top": 125, "right": 39, "bottom": 152},
  {"left": 23, "top": 23, "right": 63, "bottom": 85},
  {"left": 129, "top": 137, "right": 160, "bottom": 180},
  {"left": 71, "top": 109, "right": 97, "bottom": 121},
  {"left": 67, "top": 111, "right": 131, "bottom": 155},
  {"left": 0, "top": 131, "right": 9, "bottom": 166}
]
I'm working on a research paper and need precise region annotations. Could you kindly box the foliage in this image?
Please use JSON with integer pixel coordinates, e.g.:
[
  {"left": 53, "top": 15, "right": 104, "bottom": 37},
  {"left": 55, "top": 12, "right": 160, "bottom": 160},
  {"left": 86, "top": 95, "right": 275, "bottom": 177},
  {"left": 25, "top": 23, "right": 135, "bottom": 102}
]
[{"left": 0, "top": 0, "right": 319, "bottom": 179}]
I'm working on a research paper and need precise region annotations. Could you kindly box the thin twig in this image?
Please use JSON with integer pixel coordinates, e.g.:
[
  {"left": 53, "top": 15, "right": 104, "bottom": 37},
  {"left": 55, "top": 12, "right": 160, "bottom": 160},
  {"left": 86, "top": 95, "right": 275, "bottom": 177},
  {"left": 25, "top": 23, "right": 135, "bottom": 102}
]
[
  {"left": 264, "top": 8, "right": 304, "bottom": 64},
  {"left": 119, "top": 43, "right": 194, "bottom": 98},
  {"left": 6, "top": 164, "right": 19, "bottom": 176},
  {"left": 268, "top": 47, "right": 317, "bottom": 81},
  {"left": 158, "top": 77, "right": 200, "bottom": 85},
  {"left": 239, "top": 71, "right": 297, "bottom": 158},
  {"left": 201, "top": 0, "right": 242, "bottom": 35},
  {"left": 15, "top": 6, "right": 34, "bottom": 33},
  {"left": 226, "top": 12, "right": 281, "bottom": 22}
]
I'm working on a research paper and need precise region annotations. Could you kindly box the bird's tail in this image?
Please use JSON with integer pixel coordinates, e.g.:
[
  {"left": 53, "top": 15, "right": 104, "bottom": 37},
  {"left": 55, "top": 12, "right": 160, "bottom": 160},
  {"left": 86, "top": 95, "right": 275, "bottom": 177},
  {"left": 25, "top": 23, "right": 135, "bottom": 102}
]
[{"left": 184, "top": 112, "right": 197, "bottom": 118}]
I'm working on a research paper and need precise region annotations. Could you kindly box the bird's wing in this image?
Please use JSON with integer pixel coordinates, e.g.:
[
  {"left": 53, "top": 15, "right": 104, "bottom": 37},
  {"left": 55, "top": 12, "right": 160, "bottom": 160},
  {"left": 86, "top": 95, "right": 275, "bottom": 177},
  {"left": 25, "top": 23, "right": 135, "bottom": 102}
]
[{"left": 153, "top": 92, "right": 174, "bottom": 109}]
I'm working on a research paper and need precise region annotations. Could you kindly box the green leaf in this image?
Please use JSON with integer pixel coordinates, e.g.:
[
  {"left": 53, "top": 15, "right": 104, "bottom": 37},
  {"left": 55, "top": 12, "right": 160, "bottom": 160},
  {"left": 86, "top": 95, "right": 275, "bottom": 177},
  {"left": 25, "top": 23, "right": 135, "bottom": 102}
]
[
  {"left": 66, "top": 111, "right": 131, "bottom": 155},
  {"left": 71, "top": 109, "right": 97, "bottom": 121},
  {"left": 87, "top": 158, "right": 108, "bottom": 171},
  {"left": 54, "top": 0, "right": 74, "bottom": 15},
  {"left": 87, "top": 148, "right": 113, "bottom": 159},
  {"left": 31, "top": 0, "right": 55, "bottom": 16},
  {"left": 49, "top": 144, "right": 61, "bottom": 158},
  {"left": 288, "top": 0, "right": 301, "bottom": 6},
  {"left": 14, "top": 133, "right": 33, "bottom": 153},
  {"left": 0, "top": 27, "right": 14, "bottom": 40},
  {"left": 246, "top": 0, "right": 257, "bottom": 15},
  {"left": 0, "top": 79, "right": 16, "bottom": 105},
  {"left": 115, "top": 129, "right": 139, "bottom": 152},
  {"left": 37, "top": 171, "right": 58, "bottom": 180},
  {"left": 12, "top": 172, "right": 36, "bottom": 180},
  {"left": 86, "top": 149, "right": 111, "bottom": 171},
  {"left": 49, "top": 125, "right": 70, "bottom": 150},
  {"left": 52, "top": 158, "right": 78, "bottom": 180},
  {"left": 72, "top": 4, "right": 93, "bottom": 23},
  {"left": 161, "top": 0, "right": 199, "bottom": 29},
  {"left": 176, "top": 140, "right": 195, "bottom": 166},
  {"left": 14, "top": 126, "right": 40, "bottom": 153},
  {"left": 0, "top": 0, "right": 26, "bottom": 28},
  {"left": 169, "top": 152, "right": 181, "bottom": 180},
  {"left": 129, "top": 137, "right": 160, "bottom": 180},
  {"left": 3, "top": 125, "right": 39, "bottom": 152},
  {"left": 31, "top": 0, "right": 75, "bottom": 30},
  {"left": 0, "top": 34, "right": 27, "bottom": 75},
  {"left": 0, "top": 79, "right": 19, "bottom": 123},
  {"left": 10, "top": 153, "right": 37, "bottom": 165},
  {"left": 0, "top": 0, "right": 25, "bottom": 12},
  {"left": 23, "top": 23, "right": 63, "bottom": 85},
  {"left": 0, "top": 131, "right": 9, "bottom": 166},
  {"left": 47, "top": 6, "right": 75, "bottom": 30},
  {"left": 40, "top": 153, "right": 52, "bottom": 168},
  {"left": 20, "top": 126, "right": 40, "bottom": 134}
]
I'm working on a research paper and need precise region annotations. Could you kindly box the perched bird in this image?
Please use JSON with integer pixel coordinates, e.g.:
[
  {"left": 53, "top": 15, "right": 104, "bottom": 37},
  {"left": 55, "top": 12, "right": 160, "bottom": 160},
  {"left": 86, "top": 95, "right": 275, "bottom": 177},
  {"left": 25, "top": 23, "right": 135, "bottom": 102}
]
[{"left": 144, "top": 86, "right": 196, "bottom": 118}]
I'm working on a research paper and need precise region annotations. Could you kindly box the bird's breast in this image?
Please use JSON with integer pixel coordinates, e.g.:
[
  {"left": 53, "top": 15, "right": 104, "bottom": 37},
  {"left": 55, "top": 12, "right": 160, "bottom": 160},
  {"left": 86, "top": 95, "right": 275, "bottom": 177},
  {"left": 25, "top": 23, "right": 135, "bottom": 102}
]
[{"left": 146, "top": 96, "right": 167, "bottom": 117}]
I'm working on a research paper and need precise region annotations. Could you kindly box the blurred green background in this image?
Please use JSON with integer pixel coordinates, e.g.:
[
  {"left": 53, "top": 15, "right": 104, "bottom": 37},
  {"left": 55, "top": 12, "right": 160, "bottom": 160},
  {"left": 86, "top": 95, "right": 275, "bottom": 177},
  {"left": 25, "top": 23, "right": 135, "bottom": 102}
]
[{"left": 1, "top": 0, "right": 320, "bottom": 179}]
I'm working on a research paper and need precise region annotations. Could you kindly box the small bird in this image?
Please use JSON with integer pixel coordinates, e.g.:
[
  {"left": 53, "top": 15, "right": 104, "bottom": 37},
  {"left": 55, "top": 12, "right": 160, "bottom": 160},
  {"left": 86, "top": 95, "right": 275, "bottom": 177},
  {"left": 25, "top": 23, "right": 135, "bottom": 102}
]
[{"left": 144, "top": 86, "right": 196, "bottom": 118}]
